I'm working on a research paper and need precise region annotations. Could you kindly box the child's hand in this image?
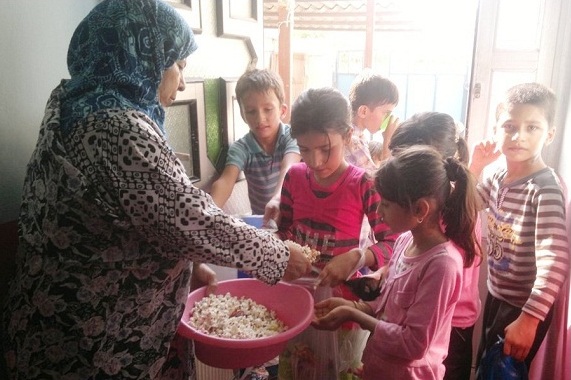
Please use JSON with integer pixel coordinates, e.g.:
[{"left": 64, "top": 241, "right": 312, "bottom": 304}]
[
  {"left": 503, "top": 312, "right": 540, "bottom": 362},
  {"left": 263, "top": 197, "right": 280, "bottom": 228},
  {"left": 382, "top": 114, "right": 400, "bottom": 143},
  {"left": 312, "top": 298, "right": 353, "bottom": 330},
  {"left": 317, "top": 248, "right": 363, "bottom": 287},
  {"left": 314, "top": 297, "right": 349, "bottom": 316},
  {"left": 470, "top": 140, "right": 501, "bottom": 177}
]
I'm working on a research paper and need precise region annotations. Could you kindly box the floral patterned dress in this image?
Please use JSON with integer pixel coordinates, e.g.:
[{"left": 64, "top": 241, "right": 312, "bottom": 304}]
[{"left": 1, "top": 84, "right": 289, "bottom": 379}]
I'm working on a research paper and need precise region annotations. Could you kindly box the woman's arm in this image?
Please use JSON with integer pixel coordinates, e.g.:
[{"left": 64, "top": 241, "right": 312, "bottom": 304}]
[{"left": 80, "top": 111, "right": 302, "bottom": 284}]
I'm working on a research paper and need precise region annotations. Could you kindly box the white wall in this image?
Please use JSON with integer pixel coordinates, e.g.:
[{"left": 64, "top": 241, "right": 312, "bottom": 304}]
[{"left": 0, "top": 1, "right": 98, "bottom": 223}]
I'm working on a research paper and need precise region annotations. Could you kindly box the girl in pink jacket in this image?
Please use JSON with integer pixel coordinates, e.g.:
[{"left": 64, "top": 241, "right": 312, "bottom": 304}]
[{"left": 312, "top": 145, "right": 481, "bottom": 380}]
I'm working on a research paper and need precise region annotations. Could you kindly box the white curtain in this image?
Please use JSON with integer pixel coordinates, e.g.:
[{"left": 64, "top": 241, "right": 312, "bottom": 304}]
[{"left": 529, "top": 1, "right": 571, "bottom": 379}]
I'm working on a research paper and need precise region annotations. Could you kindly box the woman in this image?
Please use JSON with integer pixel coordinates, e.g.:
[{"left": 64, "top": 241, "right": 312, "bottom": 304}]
[{"left": 1, "top": 1, "right": 310, "bottom": 379}]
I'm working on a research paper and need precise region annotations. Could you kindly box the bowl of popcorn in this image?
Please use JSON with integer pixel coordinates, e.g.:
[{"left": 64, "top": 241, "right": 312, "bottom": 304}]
[{"left": 177, "top": 278, "right": 314, "bottom": 369}]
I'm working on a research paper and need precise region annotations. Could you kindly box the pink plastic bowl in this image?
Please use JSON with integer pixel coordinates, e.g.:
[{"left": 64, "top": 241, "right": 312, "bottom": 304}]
[{"left": 177, "top": 278, "right": 314, "bottom": 369}]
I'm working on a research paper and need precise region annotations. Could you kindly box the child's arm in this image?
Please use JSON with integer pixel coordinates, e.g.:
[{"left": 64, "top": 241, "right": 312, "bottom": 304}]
[
  {"left": 368, "top": 253, "right": 462, "bottom": 361},
  {"left": 365, "top": 179, "right": 398, "bottom": 270},
  {"left": 316, "top": 248, "right": 367, "bottom": 287},
  {"left": 210, "top": 165, "right": 241, "bottom": 209},
  {"left": 263, "top": 151, "right": 301, "bottom": 226},
  {"left": 312, "top": 297, "right": 377, "bottom": 332},
  {"left": 503, "top": 311, "right": 540, "bottom": 362},
  {"left": 380, "top": 114, "right": 400, "bottom": 162},
  {"left": 275, "top": 170, "right": 295, "bottom": 240},
  {"left": 469, "top": 139, "right": 501, "bottom": 179},
  {"left": 503, "top": 183, "right": 569, "bottom": 361}
]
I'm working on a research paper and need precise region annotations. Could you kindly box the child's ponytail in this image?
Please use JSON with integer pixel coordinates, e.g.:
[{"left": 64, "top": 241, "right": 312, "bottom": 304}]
[
  {"left": 375, "top": 146, "right": 481, "bottom": 267},
  {"left": 442, "top": 157, "right": 482, "bottom": 267}
]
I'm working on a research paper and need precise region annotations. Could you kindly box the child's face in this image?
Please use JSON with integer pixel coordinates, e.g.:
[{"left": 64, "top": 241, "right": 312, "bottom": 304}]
[
  {"left": 376, "top": 198, "right": 414, "bottom": 233},
  {"left": 363, "top": 103, "right": 395, "bottom": 134},
  {"left": 296, "top": 131, "right": 348, "bottom": 182},
  {"left": 495, "top": 103, "right": 554, "bottom": 164},
  {"left": 240, "top": 90, "right": 286, "bottom": 141}
]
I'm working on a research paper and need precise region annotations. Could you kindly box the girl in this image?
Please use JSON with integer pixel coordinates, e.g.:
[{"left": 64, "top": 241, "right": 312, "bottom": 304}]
[
  {"left": 277, "top": 87, "right": 396, "bottom": 379},
  {"left": 389, "top": 112, "right": 482, "bottom": 380},
  {"left": 312, "top": 145, "right": 480, "bottom": 380}
]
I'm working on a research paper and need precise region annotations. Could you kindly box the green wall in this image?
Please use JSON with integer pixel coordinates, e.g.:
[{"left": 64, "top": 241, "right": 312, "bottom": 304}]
[{"left": 204, "top": 78, "right": 223, "bottom": 172}]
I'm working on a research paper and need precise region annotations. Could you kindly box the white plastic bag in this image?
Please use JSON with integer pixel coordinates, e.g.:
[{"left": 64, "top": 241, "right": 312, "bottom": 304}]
[{"left": 279, "top": 280, "right": 340, "bottom": 380}]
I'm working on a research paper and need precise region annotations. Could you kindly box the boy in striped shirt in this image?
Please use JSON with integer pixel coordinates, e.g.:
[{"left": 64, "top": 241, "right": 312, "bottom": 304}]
[{"left": 470, "top": 82, "right": 569, "bottom": 374}]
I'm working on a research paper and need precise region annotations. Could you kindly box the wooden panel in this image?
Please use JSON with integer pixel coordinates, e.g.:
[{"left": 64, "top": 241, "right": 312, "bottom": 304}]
[
  {"left": 216, "top": 0, "right": 262, "bottom": 39},
  {"left": 167, "top": 0, "right": 203, "bottom": 33}
]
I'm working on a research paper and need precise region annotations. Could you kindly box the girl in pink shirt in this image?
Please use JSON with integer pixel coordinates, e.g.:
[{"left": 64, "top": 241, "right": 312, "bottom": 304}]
[
  {"left": 389, "top": 112, "right": 482, "bottom": 380},
  {"left": 277, "top": 87, "right": 396, "bottom": 379},
  {"left": 313, "top": 146, "right": 481, "bottom": 380}
]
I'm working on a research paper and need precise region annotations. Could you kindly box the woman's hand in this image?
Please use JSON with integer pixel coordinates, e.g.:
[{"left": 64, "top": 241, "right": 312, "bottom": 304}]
[
  {"left": 283, "top": 240, "right": 312, "bottom": 281},
  {"left": 312, "top": 297, "right": 354, "bottom": 330},
  {"left": 190, "top": 263, "right": 218, "bottom": 295}
]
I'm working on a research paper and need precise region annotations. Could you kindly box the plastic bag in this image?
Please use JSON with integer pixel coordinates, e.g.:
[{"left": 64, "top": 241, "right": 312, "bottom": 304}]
[
  {"left": 477, "top": 337, "right": 529, "bottom": 380},
  {"left": 338, "top": 328, "right": 369, "bottom": 374},
  {"left": 278, "top": 281, "right": 340, "bottom": 380}
]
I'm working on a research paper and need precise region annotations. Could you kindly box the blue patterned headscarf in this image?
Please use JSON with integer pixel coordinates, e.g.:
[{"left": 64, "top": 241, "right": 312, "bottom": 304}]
[{"left": 60, "top": 0, "right": 197, "bottom": 135}]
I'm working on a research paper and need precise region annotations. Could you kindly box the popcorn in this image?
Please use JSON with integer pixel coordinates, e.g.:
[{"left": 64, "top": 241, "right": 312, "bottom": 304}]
[
  {"left": 285, "top": 240, "right": 321, "bottom": 263},
  {"left": 189, "top": 293, "right": 288, "bottom": 339}
]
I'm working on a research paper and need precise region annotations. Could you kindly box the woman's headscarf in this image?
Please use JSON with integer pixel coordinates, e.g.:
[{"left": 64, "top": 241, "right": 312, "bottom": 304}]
[{"left": 60, "top": 0, "right": 197, "bottom": 135}]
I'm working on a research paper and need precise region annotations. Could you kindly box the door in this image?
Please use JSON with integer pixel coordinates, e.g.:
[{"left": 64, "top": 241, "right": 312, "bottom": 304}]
[{"left": 466, "top": 0, "right": 562, "bottom": 149}]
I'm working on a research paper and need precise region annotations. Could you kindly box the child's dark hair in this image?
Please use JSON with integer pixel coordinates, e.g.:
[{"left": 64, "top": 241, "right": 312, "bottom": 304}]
[
  {"left": 389, "top": 112, "right": 469, "bottom": 164},
  {"left": 290, "top": 87, "right": 352, "bottom": 139},
  {"left": 235, "top": 68, "right": 285, "bottom": 107},
  {"left": 348, "top": 70, "right": 399, "bottom": 116},
  {"left": 375, "top": 145, "right": 481, "bottom": 267},
  {"left": 495, "top": 82, "right": 557, "bottom": 125}
]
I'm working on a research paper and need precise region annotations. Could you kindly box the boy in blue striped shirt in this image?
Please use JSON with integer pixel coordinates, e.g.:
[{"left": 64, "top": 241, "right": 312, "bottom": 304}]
[{"left": 211, "top": 69, "right": 301, "bottom": 224}]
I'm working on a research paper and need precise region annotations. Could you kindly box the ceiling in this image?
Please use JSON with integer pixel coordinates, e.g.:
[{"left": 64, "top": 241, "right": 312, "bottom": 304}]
[{"left": 263, "top": 0, "right": 421, "bottom": 32}]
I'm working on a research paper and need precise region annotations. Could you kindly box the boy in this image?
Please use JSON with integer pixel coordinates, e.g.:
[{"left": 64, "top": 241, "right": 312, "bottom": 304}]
[
  {"left": 470, "top": 82, "right": 569, "bottom": 374},
  {"left": 345, "top": 70, "right": 399, "bottom": 173},
  {"left": 210, "top": 69, "right": 301, "bottom": 223},
  {"left": 345, "top": 71, "right": 400, "bottom": 260}
]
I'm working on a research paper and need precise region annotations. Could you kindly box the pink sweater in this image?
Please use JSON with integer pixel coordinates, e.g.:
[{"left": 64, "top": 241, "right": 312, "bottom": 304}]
[
  {"left": 362, "top": 232, "right": 463, "bottom": 380},
  {"left": 451, "top": 215, "right": 482, "bottom": 328},
  {"left": 278, "top": 162, "right": 394, "bottom": 267}
]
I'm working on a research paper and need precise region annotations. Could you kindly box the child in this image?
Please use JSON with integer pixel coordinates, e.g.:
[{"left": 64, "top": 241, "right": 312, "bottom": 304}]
[
  {"left": 312, "top": 145, "right": 481, "bottom": 380},
  {"left": 345, "top": 70, "right": 399, "bottom": 174},
  {"left": 346, "top": 70, "right": 400, "bottom": 253},
  {"left": 389, "top": 112, "right": 481, "bottom": 380},
  {"left": 368, "top": 140, "right": 383, "bottom": 167},
  {"left": 210, "top": 68, "right": 301, "bottom": 223},
  {"left": 470, "top": 83, "right": 569, "bottom": 373},
  {"left": 277, "top": 87, "right": 396, "bottom": 379}
]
